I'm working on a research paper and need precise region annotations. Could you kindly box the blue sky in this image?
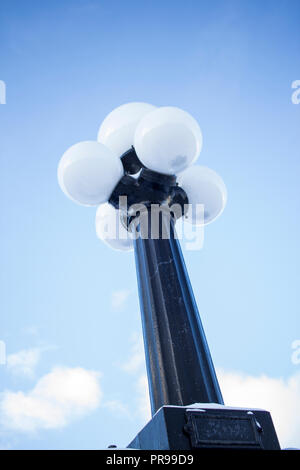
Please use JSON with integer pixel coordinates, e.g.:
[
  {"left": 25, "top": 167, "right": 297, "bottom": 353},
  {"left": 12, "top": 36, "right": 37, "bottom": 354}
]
[{"left": 0, "top": 0, "right": 300, "bottom": 449}]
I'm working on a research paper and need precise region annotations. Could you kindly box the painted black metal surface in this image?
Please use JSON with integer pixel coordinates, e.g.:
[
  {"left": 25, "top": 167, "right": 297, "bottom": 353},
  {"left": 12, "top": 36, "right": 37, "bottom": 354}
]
[
  {"left": 120, "top": 146, "right": 145, "bottom": 175},
  {"left": 131, "top": 208, "right": 224, "bottom": 416},
  {"left": 184, "top": 410, "right": 263, "bottom": 449},
  {"left": 108, "top": 166, "right": 184, "bottom": 214},
  {"left": 128, "top": 406, "right": 281, "bottom": 450}
]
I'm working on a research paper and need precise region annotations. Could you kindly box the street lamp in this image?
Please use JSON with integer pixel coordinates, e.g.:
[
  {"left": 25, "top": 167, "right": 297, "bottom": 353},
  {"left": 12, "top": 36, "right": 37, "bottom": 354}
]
[{"left": 58, "top": 102, "right": 280, "bottom": 450}]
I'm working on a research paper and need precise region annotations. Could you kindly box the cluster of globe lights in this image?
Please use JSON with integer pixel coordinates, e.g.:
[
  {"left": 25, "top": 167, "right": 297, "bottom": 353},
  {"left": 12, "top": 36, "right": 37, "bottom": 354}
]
[{"left": 58, "top": 102, "right": 227, "bottom": 251}]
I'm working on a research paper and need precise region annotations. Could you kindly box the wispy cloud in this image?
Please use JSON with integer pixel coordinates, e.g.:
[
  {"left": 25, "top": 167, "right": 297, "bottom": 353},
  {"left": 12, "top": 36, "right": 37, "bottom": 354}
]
[
  {"left": 111, "top": 289, "right": 131, "bottom": 312},
  {"left": 6, "top": 348, "right": 42, "bottom": 378},
  {"left": 6, "top": 345, "right": 57, "bottom": 378},
  {"left": 0, "top": 367, "right": 101, "bottom": 432}
]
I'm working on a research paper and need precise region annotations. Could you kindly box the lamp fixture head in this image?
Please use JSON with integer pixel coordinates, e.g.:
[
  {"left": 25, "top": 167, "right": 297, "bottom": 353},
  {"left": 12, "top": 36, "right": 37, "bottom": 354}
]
[{"left": 58, "top": 102, "right": 227, "bottom": 250}]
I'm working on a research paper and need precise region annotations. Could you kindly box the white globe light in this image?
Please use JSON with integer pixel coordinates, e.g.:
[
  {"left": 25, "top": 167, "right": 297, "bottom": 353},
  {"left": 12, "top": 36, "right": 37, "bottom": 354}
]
[
  {"left": 134, "top": 106, "right": 203, "bottom": 175},
  {"left": 95, "top": 203, "right": 133, "bottom": 251},
  {"left": 58, "top": 141, "right": 123, "bottom": 206},
  {"left": 97, "top": 102, "right": 156, "bottom": 156},
  {"left": 177, "top": 166, "right": 227, "bottom": 225}
]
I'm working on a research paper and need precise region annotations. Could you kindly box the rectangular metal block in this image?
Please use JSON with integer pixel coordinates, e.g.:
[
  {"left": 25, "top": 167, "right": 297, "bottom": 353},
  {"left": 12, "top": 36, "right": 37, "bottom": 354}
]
[{"left": 127, "top": 405, "right": 281, "bottom": 450}]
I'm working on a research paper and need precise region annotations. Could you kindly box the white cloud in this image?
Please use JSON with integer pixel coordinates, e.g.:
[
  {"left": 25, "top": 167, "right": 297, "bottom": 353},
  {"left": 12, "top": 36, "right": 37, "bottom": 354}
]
[
  {"left": 7, "top": 348, "right": 42, "bottom": 378},
  {"left": 0, "top": 367, "right": 101, "bottom": 432},
  {"left": 111, "top": 289, "right": 131, "bottom": 312},
  {"left": 217, "top": 369, "right": 300, "bottom": 449}
]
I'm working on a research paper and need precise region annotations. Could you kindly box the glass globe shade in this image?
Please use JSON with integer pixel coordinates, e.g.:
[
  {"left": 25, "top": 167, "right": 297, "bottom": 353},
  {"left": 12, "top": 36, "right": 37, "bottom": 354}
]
[
  {"left": 134, "top": 106, "right": 202, "bottom": 175},
  {"left": 97, "top": 102, "right": 156, "bottom": 156},
  {"left": 58, "top": 141, "right": 123, "bottom": 206},
  {"left": 95, "top": 203, "right": 133, "bottom": 251},
  {"left": 177, "top": 166, "right": 227, "bottom": 225}
]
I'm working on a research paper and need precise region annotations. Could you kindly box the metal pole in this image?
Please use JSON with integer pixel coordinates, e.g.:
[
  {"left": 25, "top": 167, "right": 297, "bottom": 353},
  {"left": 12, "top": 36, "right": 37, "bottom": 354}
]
[{"left": 131, "top": 207, "right": 224, "bottom": 416}]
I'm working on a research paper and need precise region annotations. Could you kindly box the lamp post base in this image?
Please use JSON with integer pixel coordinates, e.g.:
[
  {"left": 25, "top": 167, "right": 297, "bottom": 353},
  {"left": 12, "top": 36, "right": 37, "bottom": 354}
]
[{"left": 127, "top": 404, "right": 280, "bottom": 450}]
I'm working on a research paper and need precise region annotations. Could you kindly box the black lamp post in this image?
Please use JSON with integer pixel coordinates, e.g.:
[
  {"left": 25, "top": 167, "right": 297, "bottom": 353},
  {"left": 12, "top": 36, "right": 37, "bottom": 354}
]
[
  {"left": 132, "top": 207, "right": 223, "bottom": 415},
  {"left": 110, "top": 160, "right": 224, "bottom": 414},
  {"left": 58, "top": 103, "right": 281, "bottom": 450}
]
